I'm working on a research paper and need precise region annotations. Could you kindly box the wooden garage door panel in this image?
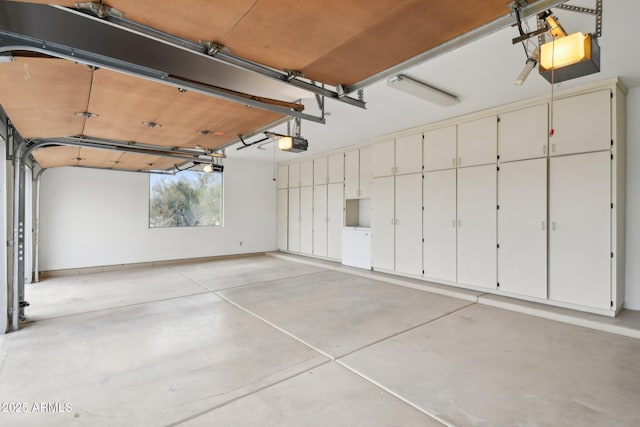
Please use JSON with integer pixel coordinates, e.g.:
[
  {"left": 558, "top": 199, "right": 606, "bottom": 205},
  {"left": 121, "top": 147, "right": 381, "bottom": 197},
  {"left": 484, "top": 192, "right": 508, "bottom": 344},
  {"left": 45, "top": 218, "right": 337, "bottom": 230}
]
[
  {"left": 83, "top": 69, "right": 178, "bottom": 143},
  {"left": 0, "top": 57, "right": 91, "bottom": 137},
  {"left": 304, "top": 0, "right": 511, "bottom": 85},
  {"left": 31, "top": 146, "right": 80, "bottom": 168},
  {"left": 222, "top": 0, "right": 410, "bottom": 74}
]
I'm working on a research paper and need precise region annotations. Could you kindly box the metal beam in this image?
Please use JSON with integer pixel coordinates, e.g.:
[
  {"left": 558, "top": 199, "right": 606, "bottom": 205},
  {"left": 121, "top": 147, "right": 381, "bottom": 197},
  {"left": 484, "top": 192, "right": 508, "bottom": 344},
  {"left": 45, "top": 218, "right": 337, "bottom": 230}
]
[
  {"left": 67, "top": 5, "right": 365, "bottom": 110},
  {"left": 11, "top": 138, "right": 26, "bottom": 331},
  {"left": 0, "top": 1, "right": 325, "bottom": 124},
  {"left": 345, "top": 0, "right": 568, "bottom": 93}
]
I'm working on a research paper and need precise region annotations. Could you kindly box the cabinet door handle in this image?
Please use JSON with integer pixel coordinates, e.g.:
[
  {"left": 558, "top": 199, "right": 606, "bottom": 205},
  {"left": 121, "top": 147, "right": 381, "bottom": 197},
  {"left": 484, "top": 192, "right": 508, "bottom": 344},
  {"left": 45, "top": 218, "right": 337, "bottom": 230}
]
[
  {"left": 452, "top": 219, "right": 456, "bottom": 227},
  {"left": 552, "top": 221, "right": 557, "bottom": 231},
  {"left": 452, "top": 158, "right": 456, "bottom": 167},
  {"left": 458, "top": 158, "right": 462, "bottom": 166},
  {"left": 395, "top": 219, "right": 399, "bottom": 225},
  {"left": 458, "top": 219, "right": 462, "bottom": 227},
  {"left": 391, "top": 218, "right": 394, "bottom": 225},
  {"left": 541, "top": 221, "right": 546, "bottom": 231},
  {"left": 551, "top": 144, "right": 556, "bottom": 154},
  {"left": 391, "top": 167, "right": 394, "bottom": 175},
  {"left": 543, "top": 145, "right": 547, "bottom": 155}
]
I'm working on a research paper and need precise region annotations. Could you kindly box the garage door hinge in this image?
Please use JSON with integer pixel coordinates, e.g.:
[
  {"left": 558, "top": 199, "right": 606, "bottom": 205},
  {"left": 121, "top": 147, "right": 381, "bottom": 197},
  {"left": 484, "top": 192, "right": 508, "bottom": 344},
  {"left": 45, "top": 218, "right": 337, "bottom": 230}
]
[
  {"left": 611, "top": 139, "right": 614, "bottom": 146},
  {"left": 422, "top": 238, "right": 424, "bottom": 243},
  {"left": 611, "top": 300, "right": 614, "bottom": 308},
  {"left": 611, "top": 203, "right": 614, "bottom": 209},
  {"left": 611, "top": 252, "right": 614, "bottom": 258},
  {"left": 497, "top": 205, "right": 500, "bottom": 210},
  {"left": 497, "top": 282, "right": 500, "bottom": 288},
  {"left": 497, "top": 166, "right": 500, "bottom": 171},
  {"left": 611, "top": 154, "right": 614, "bottom": 160}
]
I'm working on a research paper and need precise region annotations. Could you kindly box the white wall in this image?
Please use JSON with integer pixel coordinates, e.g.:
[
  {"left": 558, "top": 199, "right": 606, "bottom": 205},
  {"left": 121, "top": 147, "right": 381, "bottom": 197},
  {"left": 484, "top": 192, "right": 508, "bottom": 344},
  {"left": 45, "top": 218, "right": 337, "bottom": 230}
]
[
  {"left": 39, "top": 157, "right": 277, "bottom": 271},
  {"left": 625, "top": 87, "right": 640, "bottom": 310}
]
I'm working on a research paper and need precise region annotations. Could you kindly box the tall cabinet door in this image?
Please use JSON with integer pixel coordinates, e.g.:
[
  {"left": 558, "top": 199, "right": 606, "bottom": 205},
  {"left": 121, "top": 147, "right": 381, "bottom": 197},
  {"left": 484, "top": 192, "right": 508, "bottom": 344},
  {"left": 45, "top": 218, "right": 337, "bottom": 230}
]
[
  {"left": 327, "top": 183, "right": 344, "bottom": 260},
  {"left": 423, "top": 169, "right": 456, "bottom": 282},
  {"left": 550, "top": 90, "right": 611, "bottom": 156},
  {"left": 549, "top": 152, "right": 611, "bottom": 309},
  {"left": 277, "top": 189, "right": 288, "bottom": 250},
  {"left": 289, "top": 162, "right": 301, "bottom": 188},
  {"left": 372, "top": 140, "right": 395, "bottom": 177},
  {"left": 395, "top": 134, "right": 423, "bottom": 175},
  {"left": 299, "top": 186, "right": 314, "bottom": 254},
  {"left": 395, "top": 173, "right": 422, "bottom": 276},
  {"left": 328, "top": 153, "right": 344, "bottom": 184},
  {"left": 458, "top": 115, "right": 497, "bottom": 167},
  {"left": 359, "top": 146, "right": 372, "bottom": 198},
  {"left": 372, "top": 176, "right": 395, "bottom": 271},
  {"left": 314, "top": 157, "right": 328, "bottom": 185},
  {"left": 424, "top": 125, "right": 457, "bottom": 171},
  {"left": 457, "top": 165, "right": 497, "bottom": 289},
  {"left": 313, "top": 185, "right": 328, "bottom": 257},
  {"left": 498, "top": 159, "right": 547, "bottom": 299},
  {"left": 277, "top": 165, "right": 289, "bottom": 189},
  {"left": 344, "top": 150, "right": 360, "bottom": 198},
  {"left": 288, "top": 188, "right": 300, "bottom": 252}
]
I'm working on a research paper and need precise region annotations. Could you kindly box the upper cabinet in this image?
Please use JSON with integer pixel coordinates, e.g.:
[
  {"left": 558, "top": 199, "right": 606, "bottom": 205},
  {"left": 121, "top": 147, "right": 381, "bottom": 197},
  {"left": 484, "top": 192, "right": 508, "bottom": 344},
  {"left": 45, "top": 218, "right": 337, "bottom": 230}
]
[
  {"left": 288, "top": 162, "right": 301, "bottom": 188},
  {"left": 458, "top": 115, "right": 498, "bottom": 167},
  {"left": 550, "top": 89, "right": 611, "bottom": 156},
  {"left": 328, "top": 153, "right": 344, "bottom": 183},
  {"left": 345, "top": 148, "right": 372, "bottom": 199},
  {"left": 359, "top": 146, "right": 372, "bottom": 198},
  {"left": 277, "top": 164, "right": 289, "bottom": 189},
  {"left": 314, "top": 156, "right": 328, "bottom": 185},
  {"left": 371, "top": 139, "right": 395, "bottom": 178},
  {"left": 424, "top": 125, "right": 457, "bottom": 171},
  {"left": 372, "top": 135, "right": 422, "bottom": 177},
  {"left": 395, "top": 133, "right": 423, "bottom": 175},
  {"left": 499, "top": 104, "right": 548, "bottom": 162},
  {"left": 300, "top": 159, "right": 314, "bottom": 187}
]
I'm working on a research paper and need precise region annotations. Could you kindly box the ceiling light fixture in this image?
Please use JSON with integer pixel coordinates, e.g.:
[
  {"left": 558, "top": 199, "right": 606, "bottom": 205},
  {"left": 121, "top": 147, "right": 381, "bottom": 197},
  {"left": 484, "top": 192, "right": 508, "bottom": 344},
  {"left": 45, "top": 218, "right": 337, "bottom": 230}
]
[{"left": 387, "top": 75, "right": 459, "bottom": 107}]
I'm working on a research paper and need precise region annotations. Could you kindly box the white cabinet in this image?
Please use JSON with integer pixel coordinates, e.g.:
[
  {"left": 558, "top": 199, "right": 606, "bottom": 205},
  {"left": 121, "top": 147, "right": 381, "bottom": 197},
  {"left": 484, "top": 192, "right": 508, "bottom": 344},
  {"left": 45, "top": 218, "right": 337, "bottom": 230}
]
[
  {"left": 328, "top": 153, "right": 344, "bottom": 183},
  {"left": 300, "top": 160, "right": 314, "bottom": 187},
  {"left": 277, "top": 164, "right": 289, "bottom": 189},
  {"left": 371, "top": 176, "right": 395, "bottom": 271},
  {"left": 371, "top": 140, "right": 395, "bottom": 177},
  {"left": 457, "top": 165, "right": 497, "bottom": 289},
  {"left": 394, "top": 173, "right": 422, "bottom": 276},
  {"left": 314, "top": 157, "right": 328, "bottom": 185},
  {"left": 344, "top": 150, "right": 359, "bottom": 199},
  {"left": 299, "top": 186, "right": 313, "bottom": 254},
  {"left": 289, "top": 162, "right": 301, "bottom": 188},
  {"left": 499, "top": 104, "right": 548, "bottom": 162},
  {"left": 342, "top": 228, "right": 371, "bottom": 269},
  {"left": 424, "top": 125, "right": 457, "bottom": 171},
  {"left": 550, "top": 90, "right": 611, "bottom": 156},
  {"left": 327, "top": 183, "right": 344, "bottom": 260},
  {"left": 277, "top": 189, "right": 288, "bottom": 250},
  {"left": 288, "top": 188, "right": 300, "bottom": 252},
  {"left": 458, "top": 115, "right": 497, "bottom": 167},
  {"left": 549, "top": 151, "right": 611, "bottom": 309},
  {"left": 395, "top": 134, "right": 423, "bottom": 175},
  {"left": 372, "top": 136, "right": 422, "bottom": 177},
  {"left": 498, "top": 159, "right": 547, "bottom": 299},
  {"left": 313, "top": 185, "right": 328, "bottom": 257},
  {"left": 345, "top": 148, "right": 371, "bottom": 199},
  {"left": 423, "top": 169, "right": 457, "bottom": 282},
  {"left": 359, "top": 146, "right": 372, "bottom": 198}
]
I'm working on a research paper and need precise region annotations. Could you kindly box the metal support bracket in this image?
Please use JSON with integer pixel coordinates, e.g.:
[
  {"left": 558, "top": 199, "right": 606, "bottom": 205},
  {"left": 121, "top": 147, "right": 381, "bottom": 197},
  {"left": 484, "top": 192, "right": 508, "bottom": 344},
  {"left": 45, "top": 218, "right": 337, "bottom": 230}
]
[
  {"left": 556, "top": 0, "right": 602, "bottom": 37},
  {"left": 199, "top": 41, "right": 231, "bottom": 57},
  {"left": 76, "top": 2, "right": 123, "bottom": 19}
]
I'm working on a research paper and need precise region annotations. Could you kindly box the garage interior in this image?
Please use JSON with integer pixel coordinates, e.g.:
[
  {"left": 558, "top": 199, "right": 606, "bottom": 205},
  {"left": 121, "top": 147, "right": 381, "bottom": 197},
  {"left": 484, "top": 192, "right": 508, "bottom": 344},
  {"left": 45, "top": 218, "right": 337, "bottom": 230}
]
[{"left": 1, "top": 0, "right": 640, "bottom": 426}]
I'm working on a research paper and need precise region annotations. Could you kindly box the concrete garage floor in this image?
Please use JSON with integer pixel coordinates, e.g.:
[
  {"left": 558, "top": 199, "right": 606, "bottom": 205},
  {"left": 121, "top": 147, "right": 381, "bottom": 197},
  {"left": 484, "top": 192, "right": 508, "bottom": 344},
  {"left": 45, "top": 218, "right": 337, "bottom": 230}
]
[{"left": 1, "top": 255, "right": 639, "bottom": 426}]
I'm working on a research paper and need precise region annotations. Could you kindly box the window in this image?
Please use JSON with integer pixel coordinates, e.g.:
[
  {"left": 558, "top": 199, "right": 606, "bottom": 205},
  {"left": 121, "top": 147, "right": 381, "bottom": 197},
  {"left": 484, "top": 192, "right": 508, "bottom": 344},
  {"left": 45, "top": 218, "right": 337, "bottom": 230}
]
[{"left": 149, "top": 171, "right": 223, "bottom": 228}]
